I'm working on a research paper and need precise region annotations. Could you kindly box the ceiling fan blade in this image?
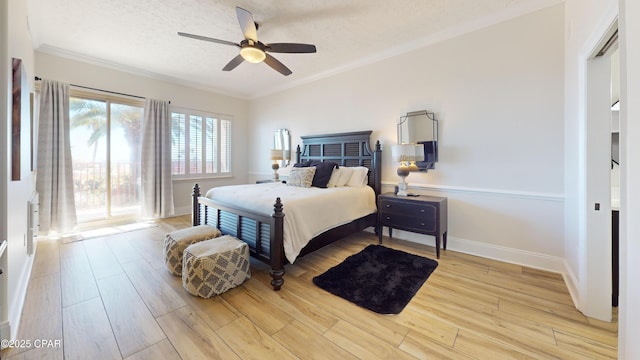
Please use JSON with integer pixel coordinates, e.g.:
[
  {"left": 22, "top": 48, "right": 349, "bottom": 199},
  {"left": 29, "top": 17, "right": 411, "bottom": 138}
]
[
  {"left": 264, "top": 54, "right": 292, "bottom": 76},
  {"left": 266, "top": 43, "right": 317, "bottom": 54},
  {"left": 222, "top": 54, "right": 244, "bottom": 71},
  {"left": 236, "top": 7, "right": 258, "bottom": 42},
  {"left": 178, "top": 32, "right": 239, "bottom": 47}
]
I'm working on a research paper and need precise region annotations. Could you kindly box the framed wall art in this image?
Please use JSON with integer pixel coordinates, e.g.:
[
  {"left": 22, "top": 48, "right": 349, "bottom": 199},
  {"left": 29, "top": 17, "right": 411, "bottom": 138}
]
[{"left": 11, "top": 57, "right": 23, "bottom": 181}]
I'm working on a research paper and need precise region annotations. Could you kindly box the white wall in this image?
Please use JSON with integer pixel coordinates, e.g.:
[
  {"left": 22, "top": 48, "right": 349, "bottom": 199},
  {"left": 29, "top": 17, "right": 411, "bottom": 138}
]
[
  {"left": 34, "top": 52, "right": 251, "bottom": 215},
  {"left": 249, "top": 5, "right": 566, "bottom": 271},
  {"left": 1, "top": 0, "right": 38, "bottom": 343},
  {"left": 618, "top": 0, "right": 640, "bottom": 357}
]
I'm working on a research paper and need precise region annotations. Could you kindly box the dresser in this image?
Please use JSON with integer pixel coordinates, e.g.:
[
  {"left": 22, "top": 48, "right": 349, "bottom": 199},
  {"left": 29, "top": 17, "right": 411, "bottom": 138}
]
[{"left": 378, "top": 192, "right": 448, "bottom": 258}]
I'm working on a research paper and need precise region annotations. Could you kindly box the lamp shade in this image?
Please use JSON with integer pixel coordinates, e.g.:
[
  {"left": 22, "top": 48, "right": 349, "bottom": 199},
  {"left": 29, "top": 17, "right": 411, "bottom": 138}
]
[
  {"left": 270, "top": 149, "right": 283, "bottom": 161},
  {"left": 391, "top": 144, "right": 418, "bottom": 163}
]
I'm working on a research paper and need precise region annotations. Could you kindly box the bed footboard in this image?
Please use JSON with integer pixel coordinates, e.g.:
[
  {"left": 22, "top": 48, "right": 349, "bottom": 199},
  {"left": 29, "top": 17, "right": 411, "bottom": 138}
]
[{"left": 192, "top": 183, "right": 286, "bottom": 290}]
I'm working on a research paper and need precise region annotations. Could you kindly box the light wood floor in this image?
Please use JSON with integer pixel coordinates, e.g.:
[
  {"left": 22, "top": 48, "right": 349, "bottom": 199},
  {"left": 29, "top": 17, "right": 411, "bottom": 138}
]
[{"left": 2, "top": 215, "right": 617, "bottom": 359}]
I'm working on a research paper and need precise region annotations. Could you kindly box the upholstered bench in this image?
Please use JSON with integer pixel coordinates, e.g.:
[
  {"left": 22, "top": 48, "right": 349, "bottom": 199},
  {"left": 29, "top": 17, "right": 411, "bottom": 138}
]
[
  {"left": 163, "top": 225, "right": 221, "bottom": 276},
  {"left": 182, "top": 235, "right": 251, "bottom": 298}
]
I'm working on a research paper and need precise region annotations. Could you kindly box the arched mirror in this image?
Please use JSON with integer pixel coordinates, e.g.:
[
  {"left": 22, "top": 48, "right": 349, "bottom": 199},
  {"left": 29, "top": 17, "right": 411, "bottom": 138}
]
[
  {"left": 274, "top": 128, "right": 291, "bottom": 167},
  {"left": 397, "top": 110, "right": 438, "bottom": 171}
]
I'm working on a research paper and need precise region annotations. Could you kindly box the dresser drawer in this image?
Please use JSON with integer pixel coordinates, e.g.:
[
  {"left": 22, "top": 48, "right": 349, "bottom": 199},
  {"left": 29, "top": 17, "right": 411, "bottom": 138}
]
[
  {"left": 379, "top": 198, "right": 436, "bottom": 219},
  {"left": 380, "top": 213, "right": 436, "bottom": 233}
]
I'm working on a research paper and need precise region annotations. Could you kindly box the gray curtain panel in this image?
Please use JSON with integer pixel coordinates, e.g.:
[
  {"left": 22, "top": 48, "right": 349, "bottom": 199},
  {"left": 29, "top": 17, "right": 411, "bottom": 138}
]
[
  {"left": 36, "top": 79, "right": 77, "bottom": 234},
  {"left": 141, "top": 99, "right": 174, "bottom": 218}
]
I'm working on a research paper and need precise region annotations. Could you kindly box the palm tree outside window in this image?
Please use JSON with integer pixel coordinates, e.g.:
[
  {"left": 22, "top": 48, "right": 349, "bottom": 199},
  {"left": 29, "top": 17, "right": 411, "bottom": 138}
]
[{"left": 69, "top": 96, "right": 143, "bottom": 223}]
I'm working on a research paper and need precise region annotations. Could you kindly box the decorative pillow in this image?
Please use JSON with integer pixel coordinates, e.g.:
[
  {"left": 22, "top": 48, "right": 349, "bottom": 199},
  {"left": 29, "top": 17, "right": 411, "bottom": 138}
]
[
  {"left": 287, "top": 167, "right": 316, "bottom": 188},
  {"left": 346, "top": 166, "right": 369, "bottom": 187},
  {"left": 334, "top": 167, "right": 354, "bottom": 187},
  {"left": 310, "top": 161, "right": 338, "bottom": 188}
]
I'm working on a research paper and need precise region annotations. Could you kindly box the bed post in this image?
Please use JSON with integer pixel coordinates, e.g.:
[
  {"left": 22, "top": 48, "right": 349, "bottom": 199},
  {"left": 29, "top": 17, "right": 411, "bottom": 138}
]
[
  {"left": 295, "top": 144, "right": 301, "bottom": 164},
  {"left": 373, "top": 140, "right": 382, "bottom": 196},
  {"left": 270, "top": 197, "right": 285, "bottom": 290},
  {"left": 373, "top": 141, "right": 382, "bottom": 235},
  {"left": 192, "top": 183, "right": 201, "bottom": 226}
]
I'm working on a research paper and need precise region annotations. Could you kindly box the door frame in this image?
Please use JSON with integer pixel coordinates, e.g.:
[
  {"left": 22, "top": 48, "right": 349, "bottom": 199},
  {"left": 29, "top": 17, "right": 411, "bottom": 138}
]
[{"left": 579, "top": 17, "right": 618, "bottom": 321}]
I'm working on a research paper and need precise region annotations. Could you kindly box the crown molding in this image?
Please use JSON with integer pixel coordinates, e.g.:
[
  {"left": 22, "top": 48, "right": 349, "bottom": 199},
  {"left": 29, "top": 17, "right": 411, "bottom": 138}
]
[{"left": 35, "top": 44, "right": 252, "bottom": 100}]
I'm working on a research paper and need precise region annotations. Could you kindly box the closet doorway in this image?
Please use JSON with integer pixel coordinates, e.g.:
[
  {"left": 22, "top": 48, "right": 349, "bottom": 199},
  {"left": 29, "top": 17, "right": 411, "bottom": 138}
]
[
  {"left": 69, "top": 95, "right": 144, "bottom": 225},
  {"left": 582, "top": 22, "right": 618, "bottom": 320}
]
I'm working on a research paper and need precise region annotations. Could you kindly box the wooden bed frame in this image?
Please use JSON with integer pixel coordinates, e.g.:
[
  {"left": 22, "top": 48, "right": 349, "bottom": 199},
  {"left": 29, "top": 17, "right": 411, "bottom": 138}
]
[{"left": 191, "top": 130, "right": 382, "bottom": 290}]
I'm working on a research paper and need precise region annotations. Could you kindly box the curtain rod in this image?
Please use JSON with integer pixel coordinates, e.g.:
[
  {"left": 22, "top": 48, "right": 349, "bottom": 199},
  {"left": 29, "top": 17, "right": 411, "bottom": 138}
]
[{"left": 34, "top": 76, "right": 171, "bottom": 104}]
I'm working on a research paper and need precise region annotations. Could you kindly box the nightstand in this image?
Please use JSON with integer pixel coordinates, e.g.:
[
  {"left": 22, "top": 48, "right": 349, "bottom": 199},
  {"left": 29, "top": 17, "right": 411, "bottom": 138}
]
[{"left": 378, "top": 192, "right": 448, "bottom": 258}]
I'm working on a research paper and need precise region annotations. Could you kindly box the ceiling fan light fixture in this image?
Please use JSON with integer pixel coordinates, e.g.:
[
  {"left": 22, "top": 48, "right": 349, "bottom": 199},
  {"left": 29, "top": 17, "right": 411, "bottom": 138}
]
[
  {"left": 240, "top": 46, "right": 266, "bottom": 63},
  {"left": 179, "top": 7, "right": 315, "bottom": 75}
]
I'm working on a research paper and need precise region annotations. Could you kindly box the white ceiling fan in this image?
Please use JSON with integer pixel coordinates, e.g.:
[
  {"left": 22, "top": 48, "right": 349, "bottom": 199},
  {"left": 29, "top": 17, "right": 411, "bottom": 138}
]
[{"left": 178, "top": 6, "right": 317, "bottom": 76}]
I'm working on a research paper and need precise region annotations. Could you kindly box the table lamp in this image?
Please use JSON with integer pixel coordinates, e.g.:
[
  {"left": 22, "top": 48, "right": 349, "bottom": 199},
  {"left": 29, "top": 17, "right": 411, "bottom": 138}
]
[
  {"left": 392, "top": 144, "right": 419, "bottom": 196},
  {"left": 270, "top": 149, "right": 283, "bottom": 181}
]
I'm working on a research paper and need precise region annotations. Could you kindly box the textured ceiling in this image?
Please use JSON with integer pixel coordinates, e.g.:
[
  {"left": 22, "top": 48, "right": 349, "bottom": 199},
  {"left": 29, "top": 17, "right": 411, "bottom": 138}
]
[{"left": 27, "top": 0, "right": 554, "bottom": 98}]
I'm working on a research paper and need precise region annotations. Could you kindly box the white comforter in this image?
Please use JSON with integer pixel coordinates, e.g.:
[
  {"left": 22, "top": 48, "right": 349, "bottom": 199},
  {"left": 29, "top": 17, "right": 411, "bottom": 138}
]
[{"left": 204, "top": 183, "right": 377, "bottom": 263}]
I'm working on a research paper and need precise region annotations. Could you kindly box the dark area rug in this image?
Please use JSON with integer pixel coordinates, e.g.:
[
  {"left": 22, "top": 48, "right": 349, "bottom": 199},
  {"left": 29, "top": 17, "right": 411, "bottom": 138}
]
[{"left": 312, "top": 244, "right": 438, "bottom": 314}]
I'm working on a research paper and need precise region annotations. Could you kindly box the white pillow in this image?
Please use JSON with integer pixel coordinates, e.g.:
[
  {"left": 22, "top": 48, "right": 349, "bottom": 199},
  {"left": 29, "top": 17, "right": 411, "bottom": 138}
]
[
  {"left": 334, "top": 167, "right": 354, "bottom": 187},
  {"left": 326, "top": 168, "right": 340, "bottom": 187},
  {"left": 346, "top": 166, "right": 369, "bottom": 187}
]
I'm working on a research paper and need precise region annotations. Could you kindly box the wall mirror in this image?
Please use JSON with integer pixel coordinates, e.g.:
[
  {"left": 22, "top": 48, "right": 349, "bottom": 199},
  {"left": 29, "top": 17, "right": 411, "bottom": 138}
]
[
  {"left": 274, "top": 128, "right": 291, "bottom": 167},
  {"left": 397, "top": 110, "right": 438, "bottom": 171}
]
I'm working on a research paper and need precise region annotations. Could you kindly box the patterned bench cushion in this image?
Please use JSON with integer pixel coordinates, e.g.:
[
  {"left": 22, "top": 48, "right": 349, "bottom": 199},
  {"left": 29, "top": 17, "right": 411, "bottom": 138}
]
[
  {"left": 182, "top": 235, "right": 251, "bottom": 298},
  {"left": 163, "top": 225, "right": 221, "bottom": 276}
]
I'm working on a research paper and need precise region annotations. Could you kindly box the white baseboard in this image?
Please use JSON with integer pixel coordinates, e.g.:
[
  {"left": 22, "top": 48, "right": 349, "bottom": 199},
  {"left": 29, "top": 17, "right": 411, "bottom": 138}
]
[
  {"left": 562, "top": 259, "right": 581, "bottom": 310},
  {"left": 446, "top": 235, "right": 566, "bottom": 273},
  {"left": 377, "top": 227, "right": 565, "bottom": 274},
  {"left": 2, "top": 251, "right": 35, "bottom": 345}
]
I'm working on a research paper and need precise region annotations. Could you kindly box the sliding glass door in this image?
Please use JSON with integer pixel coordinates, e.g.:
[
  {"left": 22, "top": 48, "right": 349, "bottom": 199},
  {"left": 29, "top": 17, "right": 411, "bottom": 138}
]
[{"left": 69, "top": 96, "right": 143, "bottom": 224}]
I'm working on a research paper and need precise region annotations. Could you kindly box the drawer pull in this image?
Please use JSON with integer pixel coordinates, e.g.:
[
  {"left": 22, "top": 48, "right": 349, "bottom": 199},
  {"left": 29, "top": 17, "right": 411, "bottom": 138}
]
[
  {"left": 386, "top": 204, "right": 391, "bottom": 208},
  {"left": 420, "top": 209, "right": 425, "bottom": 213},
  {"left": 386, "top": 216, "right": 391, "bottom": 220},
  {"left": 420, "top": 223, "right": 425, "bottom": 226}
]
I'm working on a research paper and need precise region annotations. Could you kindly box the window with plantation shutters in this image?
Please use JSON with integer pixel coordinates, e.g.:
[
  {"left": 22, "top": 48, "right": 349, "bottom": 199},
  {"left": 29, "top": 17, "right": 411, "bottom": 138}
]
[{"left": 171, "top": 108, "right": 231, "bottom": 178}]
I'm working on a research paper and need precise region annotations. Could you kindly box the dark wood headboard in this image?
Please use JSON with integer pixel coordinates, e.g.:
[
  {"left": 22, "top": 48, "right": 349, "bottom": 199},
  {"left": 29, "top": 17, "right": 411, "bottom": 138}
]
[{"left": 294, "top": 130, "right": 382, "bottom": 196}]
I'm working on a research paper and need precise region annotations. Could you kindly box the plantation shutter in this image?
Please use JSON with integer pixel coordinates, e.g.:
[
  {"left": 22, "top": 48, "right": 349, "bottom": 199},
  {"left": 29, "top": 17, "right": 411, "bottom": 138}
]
[
  {"left": 205, "top": 117, "right": 217, "bottom": 173},
  {"left": 171, "top": 113, "right": 186, "bottom": 175},
  {"left": 189, "top": 115, "right": 202, "bottom": 174},
  {"left": 220, "top": 119, "right": 231, "bottom": 173}
]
